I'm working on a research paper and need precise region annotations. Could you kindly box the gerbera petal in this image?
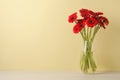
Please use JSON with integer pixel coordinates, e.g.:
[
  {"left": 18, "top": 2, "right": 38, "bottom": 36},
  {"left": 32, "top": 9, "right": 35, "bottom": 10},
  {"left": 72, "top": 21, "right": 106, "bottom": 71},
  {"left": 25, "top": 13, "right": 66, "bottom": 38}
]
[
  {"left": 73, "top": 24, "right": 83, "bottom": 34},
  {"left": 86, "top": 17, "right": 98, "bottom": 27},
  {"left": 68, "top": 12, "right": 77, "bottom": 23}
]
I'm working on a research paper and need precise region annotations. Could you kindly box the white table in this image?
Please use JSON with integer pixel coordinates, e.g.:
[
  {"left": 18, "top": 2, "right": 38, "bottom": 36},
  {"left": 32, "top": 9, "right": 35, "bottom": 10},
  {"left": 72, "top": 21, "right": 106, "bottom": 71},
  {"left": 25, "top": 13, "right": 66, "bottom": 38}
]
[{"left": 0, "top": 71, "right": 120, "bottom": 80}]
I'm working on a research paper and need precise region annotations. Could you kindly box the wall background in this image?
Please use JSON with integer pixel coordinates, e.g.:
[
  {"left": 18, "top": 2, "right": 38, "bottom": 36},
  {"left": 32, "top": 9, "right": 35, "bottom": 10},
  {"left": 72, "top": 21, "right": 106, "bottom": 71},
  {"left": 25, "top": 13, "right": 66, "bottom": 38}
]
[{"left": 0, "top": 0, "right": 120, "bottom": 72}]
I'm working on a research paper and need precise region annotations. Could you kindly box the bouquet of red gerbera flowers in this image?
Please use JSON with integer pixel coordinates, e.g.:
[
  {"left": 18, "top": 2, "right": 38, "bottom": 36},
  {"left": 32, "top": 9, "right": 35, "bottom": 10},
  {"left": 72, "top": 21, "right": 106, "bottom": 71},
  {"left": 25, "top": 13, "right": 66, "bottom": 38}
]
[{"left": 68, "top": 8, "right": 109, "bottom": 73}]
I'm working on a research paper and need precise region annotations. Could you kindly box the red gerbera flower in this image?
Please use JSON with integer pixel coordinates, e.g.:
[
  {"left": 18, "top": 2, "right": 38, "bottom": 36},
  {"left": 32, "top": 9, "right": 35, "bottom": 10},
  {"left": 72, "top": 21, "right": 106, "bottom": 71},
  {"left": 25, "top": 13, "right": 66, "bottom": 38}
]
[
  {"left": 86, "top": 17, "right": 98, "bottom": 27},
  {"left": 68, "top": 12, "right": 77, "bottom": 23},
  {"left": 77, "top": 19, "right": 85, "bottom": 28},
  {"left": 73, "top": 24, "right": 83, "bottom": 34},
  {"left": 79, "top": 9, "right": 90, "bottom": 18},
  {"left": 99, "top": 16, "right": 109, "bottom": 29},
  {"left": 99, "top": 20, "right": 105, "bottom": 28},
  {"left": 89, "top": 10, "right": 96, "bottom": 16},
  {"left": 89, "top": 11, "right": 103, "bottom": 17},
  {"left": 92, "top": 12, "right": 103, "bottom": 17},
  {"left": 95, "top": 12, "right": 103, "bottom": 16}
]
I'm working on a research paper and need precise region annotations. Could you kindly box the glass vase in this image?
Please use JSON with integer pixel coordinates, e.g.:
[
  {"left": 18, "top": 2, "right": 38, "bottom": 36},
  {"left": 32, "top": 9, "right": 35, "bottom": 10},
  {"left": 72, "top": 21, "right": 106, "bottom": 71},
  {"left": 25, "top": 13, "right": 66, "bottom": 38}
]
[{"left": 80, "top": 40, "right": 97, "bottom": 73}]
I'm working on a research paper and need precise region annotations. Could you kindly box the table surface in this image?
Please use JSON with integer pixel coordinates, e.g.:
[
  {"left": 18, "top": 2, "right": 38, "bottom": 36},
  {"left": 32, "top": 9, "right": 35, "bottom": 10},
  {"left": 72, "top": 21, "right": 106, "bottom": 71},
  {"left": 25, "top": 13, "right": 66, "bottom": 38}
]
[{"left": 0, "top": 71, "right": 120, "bottom": 80}]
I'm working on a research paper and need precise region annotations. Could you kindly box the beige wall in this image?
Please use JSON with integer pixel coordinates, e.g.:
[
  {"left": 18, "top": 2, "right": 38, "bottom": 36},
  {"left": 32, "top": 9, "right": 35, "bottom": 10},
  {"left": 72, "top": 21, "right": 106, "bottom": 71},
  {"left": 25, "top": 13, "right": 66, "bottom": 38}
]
[{"left": 0, "top": 0, "right": 120, "bottom": 72}]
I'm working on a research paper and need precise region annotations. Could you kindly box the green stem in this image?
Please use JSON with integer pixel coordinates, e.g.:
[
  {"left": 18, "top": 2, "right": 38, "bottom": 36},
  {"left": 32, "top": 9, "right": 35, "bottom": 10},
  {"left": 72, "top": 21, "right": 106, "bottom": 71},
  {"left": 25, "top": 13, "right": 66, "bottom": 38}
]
[
  {"left": 86, "top": 27, "right": 89, "bottom": 40},
  {"left": 80, "top": 30, "right": 85, "bottom": 41},
  {"left": 83, "top": 27, "right": 87, "bottom": 40},
  {"left": 91, "top": 25, "right": 100, "bottom": 42},
  {"left": 89, "top": 28, "right": 92, "bottom": 41}
]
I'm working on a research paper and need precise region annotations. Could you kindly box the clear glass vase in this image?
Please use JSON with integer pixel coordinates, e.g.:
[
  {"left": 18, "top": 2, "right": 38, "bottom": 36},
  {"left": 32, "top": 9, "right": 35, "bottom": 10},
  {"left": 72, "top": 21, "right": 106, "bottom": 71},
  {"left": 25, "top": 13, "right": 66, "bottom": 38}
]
[{"left": 80, "top": 40, "right": 97, "bottom": 73}]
